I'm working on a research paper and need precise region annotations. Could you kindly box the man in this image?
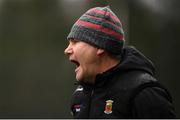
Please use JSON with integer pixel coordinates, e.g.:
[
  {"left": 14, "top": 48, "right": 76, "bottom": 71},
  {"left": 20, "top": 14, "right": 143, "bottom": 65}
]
[{"left": 64, "top": 6, "right": 176, "bottom": 118}]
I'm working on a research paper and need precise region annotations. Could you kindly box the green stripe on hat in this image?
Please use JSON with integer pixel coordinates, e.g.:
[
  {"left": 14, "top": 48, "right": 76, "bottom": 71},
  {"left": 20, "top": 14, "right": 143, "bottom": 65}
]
[{"left": 85, "top": 12, "right": 122, "bottom": 27}]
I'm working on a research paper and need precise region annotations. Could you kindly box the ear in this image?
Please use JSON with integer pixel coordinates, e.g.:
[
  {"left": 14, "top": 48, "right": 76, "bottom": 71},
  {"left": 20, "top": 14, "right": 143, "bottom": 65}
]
[{"left": 97, "top": 48, "right": 105, "bottom": 56}]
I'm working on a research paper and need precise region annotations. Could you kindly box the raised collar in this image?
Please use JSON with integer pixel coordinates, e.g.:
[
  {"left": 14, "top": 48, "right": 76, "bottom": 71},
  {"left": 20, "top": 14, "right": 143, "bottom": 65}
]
[
  {"left": 76, "top": 62, "right": 121, "bottom": 89},
  {"left": 94, "top": 62, "right": 121, "bottom": 87}
]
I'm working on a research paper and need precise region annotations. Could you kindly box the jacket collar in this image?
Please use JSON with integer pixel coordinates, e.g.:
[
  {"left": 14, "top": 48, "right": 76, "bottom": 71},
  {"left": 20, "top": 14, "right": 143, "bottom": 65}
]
[{"left": 77, "top": 62, "right": 121, "bottom": 89}]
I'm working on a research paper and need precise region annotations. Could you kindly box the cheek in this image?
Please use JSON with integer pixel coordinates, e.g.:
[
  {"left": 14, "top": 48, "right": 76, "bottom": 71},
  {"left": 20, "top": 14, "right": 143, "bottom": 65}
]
[
  {"left": 87, "top": 52, "right": 98, "bottom": 63},
  {"left": 80, "top": 55, "right": 98, "bottom": 75},
  {"left": 76, "top": 44, "right": 98, "bottom": 65}
]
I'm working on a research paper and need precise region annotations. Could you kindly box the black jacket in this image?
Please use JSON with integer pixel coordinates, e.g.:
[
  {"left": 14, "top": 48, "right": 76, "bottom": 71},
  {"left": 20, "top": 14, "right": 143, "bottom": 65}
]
[{"left": 70, "top": 46, "right": 176, "bottom": 118}]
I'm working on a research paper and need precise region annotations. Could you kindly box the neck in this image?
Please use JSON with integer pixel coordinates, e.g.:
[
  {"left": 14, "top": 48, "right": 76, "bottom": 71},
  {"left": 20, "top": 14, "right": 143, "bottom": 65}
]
[
  {"left": 99, "top": 57, "right": 120, "bottom": 74},
  {"left": 89, "top": 54, "right": 120, "bottom": 84}
]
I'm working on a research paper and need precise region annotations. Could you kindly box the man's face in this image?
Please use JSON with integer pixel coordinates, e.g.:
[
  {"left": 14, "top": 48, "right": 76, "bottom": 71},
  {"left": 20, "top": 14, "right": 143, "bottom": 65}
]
[{"left": 64, "top": 39, "right": 99, "bottom": 83}]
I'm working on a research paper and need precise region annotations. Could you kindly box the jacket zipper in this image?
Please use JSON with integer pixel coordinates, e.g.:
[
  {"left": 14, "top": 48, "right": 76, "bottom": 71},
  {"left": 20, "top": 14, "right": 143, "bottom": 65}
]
[{"left": 88, "top": 89, "right": 94, "bottom": 118}]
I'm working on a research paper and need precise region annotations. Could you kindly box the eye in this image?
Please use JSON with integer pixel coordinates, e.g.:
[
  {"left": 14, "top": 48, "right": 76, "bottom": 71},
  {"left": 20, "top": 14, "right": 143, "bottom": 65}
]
[{"left": 70, "top": 39, "right": 79, "bottom": 44}]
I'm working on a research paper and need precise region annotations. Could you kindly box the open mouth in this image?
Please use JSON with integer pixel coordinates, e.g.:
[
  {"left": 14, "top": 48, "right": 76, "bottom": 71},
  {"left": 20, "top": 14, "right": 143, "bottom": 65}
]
[{"left": 70, "top": 60, "right": 80, "bottom": 68}]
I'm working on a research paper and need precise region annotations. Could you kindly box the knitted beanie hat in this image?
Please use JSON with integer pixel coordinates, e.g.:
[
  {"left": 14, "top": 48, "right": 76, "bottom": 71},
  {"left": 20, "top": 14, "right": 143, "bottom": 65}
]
[{"left": 67, "top": 6, "right": 125, "bottom": 55}]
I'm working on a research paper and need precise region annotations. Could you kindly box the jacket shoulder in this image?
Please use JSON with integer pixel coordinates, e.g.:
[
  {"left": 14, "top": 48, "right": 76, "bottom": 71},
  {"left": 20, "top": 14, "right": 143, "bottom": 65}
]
[
  {"left": 108, "top": 70, "right": 175, "bottom": 118},
  {"left": 131, "top": 86, "right": 176, "bottom": 118},
  {"left": 111, "top": 70, "right": 157, "bottom": 90}
]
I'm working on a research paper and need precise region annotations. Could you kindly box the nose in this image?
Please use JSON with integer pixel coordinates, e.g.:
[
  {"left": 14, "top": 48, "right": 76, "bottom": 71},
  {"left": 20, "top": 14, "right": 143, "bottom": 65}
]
[{"left": 64, "top": 44, "right": 73, "bottom": 56}]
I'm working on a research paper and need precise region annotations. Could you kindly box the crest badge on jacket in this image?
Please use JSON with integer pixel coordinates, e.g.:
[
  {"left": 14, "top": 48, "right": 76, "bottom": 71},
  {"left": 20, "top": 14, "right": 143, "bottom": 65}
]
[{"left": 104, "top": 100, "right": 113, "bottom": 114}]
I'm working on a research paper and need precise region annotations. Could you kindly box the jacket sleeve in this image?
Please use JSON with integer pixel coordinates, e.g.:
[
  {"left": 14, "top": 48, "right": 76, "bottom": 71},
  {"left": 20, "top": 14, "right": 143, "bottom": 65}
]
[{"left": 131, "top": 87, "right": 176, "bottom": 118}]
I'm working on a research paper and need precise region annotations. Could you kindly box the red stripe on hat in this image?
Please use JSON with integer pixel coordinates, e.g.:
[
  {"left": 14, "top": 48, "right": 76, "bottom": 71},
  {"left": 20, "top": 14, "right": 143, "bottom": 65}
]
[
  {"left": 87, "top": 8, "right": 121, "bottom": 24},
  {"left": 76, "top": 20, "right": 124, "bottom": 41}
]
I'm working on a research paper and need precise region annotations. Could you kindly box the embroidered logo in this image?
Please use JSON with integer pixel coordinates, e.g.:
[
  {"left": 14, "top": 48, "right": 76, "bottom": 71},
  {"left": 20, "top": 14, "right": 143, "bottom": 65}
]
[
  {"left": 104, "top": 100, "right": 113, "bottom": 114},
  {"left": 74, "top": 104, "right": 81, "bottom": 112},
  {"left": 76, "top": 87, "right": 83, "bottom": 92},
  {"left": 75, "top": 86, "right": 83, "bottom": 92},
  {"left": 71, "top": 104, "right": 83, "bottom": 116}
]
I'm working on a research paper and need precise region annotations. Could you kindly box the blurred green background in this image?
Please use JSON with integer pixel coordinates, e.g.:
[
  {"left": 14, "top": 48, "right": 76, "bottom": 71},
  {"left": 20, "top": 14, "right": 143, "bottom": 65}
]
[{"left": 0, "top": 0, "right": 179, "bottom": 118}]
